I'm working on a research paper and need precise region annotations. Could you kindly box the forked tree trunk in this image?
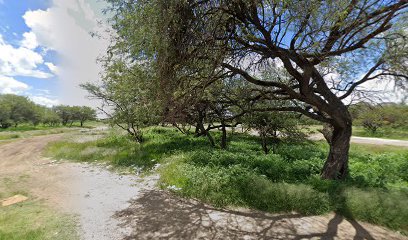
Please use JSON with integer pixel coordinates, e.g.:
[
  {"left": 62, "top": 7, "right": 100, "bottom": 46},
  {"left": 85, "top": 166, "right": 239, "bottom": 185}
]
[
  {"left": 321, "top": 124, "right": 352, "bottom": 180},
  {"left": 202, "top": 125, "right": 215, "bottom": 147}
]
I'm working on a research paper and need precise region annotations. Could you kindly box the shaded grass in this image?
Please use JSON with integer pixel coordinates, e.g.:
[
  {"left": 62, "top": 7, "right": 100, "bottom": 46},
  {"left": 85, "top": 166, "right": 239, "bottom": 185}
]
[{"left": 46, "top": 127, "right": 408, "bottom": 234}]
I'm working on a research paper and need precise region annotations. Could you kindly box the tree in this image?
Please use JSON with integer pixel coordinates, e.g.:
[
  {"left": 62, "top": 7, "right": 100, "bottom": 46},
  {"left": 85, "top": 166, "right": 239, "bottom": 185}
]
[
  {"left": 54, "top": 105, "right": 74, "bottom": 126},
  {"left": 82, "top": 60, "right": 161, "bottom": 142},
  {"left": 245, "top": 110, "right": 306, "bottom": 154},
  {"left": 0, "top": 94, "right": 37, "bottom": 127},
  {"left": 352, "top": 103, "right": 408, "bottom": 133},
  {"left": 42, "top": 109, "right": 61, "bottom": 126},
  {"left": 74, "top": 106, "right": 97, "bottom": 127},
  {"left": 0, "top": 100, "right": 12, "bottom": 128},
  {"left": 150, "top": 0, "right": 408, "bottom": 180},
  {"left": 104, "top": 0, "right": 407, "bottom": 179},
  {"left": 360, "top": 109, "right": 384, "bottom": 134}
]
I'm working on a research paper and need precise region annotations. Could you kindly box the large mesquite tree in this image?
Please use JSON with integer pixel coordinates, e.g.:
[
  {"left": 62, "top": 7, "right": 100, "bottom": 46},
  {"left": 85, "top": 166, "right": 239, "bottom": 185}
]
[
  {"left": 158, "top": 0, "right": 407, "bottom": 180},
  {"left": 105, "top": 0, "right": 407, "bottom": 179}
]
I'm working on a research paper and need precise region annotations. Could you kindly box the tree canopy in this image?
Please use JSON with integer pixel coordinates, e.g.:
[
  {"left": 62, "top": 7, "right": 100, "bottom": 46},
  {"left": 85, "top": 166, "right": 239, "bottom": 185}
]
[
  {"left": 99, "top": 0, "right": 407, "bottom": 179},
  {"left": 0, "top": 94, "right": 96, "bottom": 128}
]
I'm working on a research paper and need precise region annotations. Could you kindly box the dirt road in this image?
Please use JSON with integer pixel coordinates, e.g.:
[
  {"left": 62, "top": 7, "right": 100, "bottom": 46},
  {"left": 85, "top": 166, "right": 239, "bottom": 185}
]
[
  {"left": 0, "top": 135, "right": 406, "bottom": 240},
  {"left": 309, "top": 133, "right": 408, "bottom": 147}
]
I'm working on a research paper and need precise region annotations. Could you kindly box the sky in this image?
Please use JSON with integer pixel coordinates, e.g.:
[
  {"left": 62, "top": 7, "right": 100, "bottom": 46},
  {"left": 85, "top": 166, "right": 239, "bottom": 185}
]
[
  {"left": 0, "top": 0, "right": 108, "bottom": 107},
  {"left": 0, "top": 1, "right": 405, "bottom": 108}
]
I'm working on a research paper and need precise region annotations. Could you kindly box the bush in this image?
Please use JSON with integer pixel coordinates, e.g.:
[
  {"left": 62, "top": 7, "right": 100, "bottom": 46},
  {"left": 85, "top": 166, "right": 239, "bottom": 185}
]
[
  {"left": 349, "top": 153, "right": 408, "bottom": 188},
  {"left": 160, "top": 163, "right": 331, "bottom": 214}
]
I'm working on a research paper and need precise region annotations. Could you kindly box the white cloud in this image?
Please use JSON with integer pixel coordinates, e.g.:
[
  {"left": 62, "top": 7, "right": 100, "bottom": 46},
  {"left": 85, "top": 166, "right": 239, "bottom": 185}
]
[
  {"left": 21, "top": 32, "right": 38, "bottom": 49},
  {"left": 22, "top": 0, "right": 109, "bottom": 106},
  {"left": 29, "top": 95, "right": 59, "bottom": 107},
  {"left": 45, "top": 62, "right": 59, "bottom": 75},
  {"left": 0, "top": 75, "right": 29, "bottom": 94},
  {"left": 358, "top": 78, "right": 406, "bottom": 104},
  {"left": 0, "top": 34, "right": 52, "bottom": 78}
]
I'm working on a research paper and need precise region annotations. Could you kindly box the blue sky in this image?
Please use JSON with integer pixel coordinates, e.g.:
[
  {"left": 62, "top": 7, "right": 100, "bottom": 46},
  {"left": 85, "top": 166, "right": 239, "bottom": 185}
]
[
  {"left": 0, "top": 1, "right": 404, "bottom": 107},
  {"left": 0, "top": 0, "right": 108, "bottom": 107}
]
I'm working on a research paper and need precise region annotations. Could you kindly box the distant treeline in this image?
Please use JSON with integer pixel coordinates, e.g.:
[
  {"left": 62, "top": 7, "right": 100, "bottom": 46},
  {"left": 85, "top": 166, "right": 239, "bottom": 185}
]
[
  {"left": 0, "top": 94, "right": 96, "bottom": 129},
  {"left": 350, "top": 102, "right": 408, "bottom": 133}
]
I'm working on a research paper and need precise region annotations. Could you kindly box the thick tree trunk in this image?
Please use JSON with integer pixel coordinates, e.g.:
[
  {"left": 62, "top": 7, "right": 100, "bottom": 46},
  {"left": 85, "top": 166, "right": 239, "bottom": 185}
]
[
  {"left": 321, "top": 124, "right": 352, "bottom": 180},
  {"left": 80, "top": 121, "right": 84, "bottom": 127},
  {"left": 260, "top": 132, "right": 269, "bottom": 154},
  {"left": 195, "top": 110, "right": 206, "bottom": 137},
  {"left": 195, "top": 109, "right": 215, "bottom": 146},
  {"left": 220, "top": 121, "right": 227, "bottom": 149},
  {"left": 195, "top": 123, "right": 200, "bottom": 135}
]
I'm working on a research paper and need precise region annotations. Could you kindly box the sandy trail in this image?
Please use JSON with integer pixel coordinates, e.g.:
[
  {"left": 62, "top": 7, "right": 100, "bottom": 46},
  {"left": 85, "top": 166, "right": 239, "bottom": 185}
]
[{"left": 0, "top": 134, "right": 406, "bottom": 240}]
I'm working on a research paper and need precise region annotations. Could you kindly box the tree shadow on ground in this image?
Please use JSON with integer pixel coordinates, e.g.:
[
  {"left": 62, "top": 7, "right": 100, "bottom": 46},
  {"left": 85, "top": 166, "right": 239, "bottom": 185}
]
[{"left": 115, "top": 190, "right": 396, "bottom": 240}]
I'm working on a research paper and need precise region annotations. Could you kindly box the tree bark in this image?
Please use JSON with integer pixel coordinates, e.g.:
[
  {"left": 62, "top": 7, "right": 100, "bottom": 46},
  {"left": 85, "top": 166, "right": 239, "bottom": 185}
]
[
  {"left": 260, "top": 132, "right": 269, "bottom": 154},
  {"left": 220, "top": 120, "right": 227, "bottom": 149},
  {"left": 195, "top": 123, "right": 200, "bottom": 135},
  {"left": 321, "top": 124, "right": 352, "bottom": 180}
]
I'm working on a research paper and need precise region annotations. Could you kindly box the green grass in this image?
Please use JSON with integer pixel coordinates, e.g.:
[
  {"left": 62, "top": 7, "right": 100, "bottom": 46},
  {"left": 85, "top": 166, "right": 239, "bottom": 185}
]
[
  {"left": 46, "top": 127, "right": 408, "bottom": 234},
  {"left": 0, "top": 122, "right": 101, "bottom": 133},
  {"left": 0, "top": 178, "right": 78, "bottom": 240},
  {"left": 0, "top": 125, "right": 85, "bottom": 142},
  {"left": 0, "top": 125, "right": 59, "bottom": 132},
  {"left": 352, "top": 126, "right": 408, "bottom": 140},
  {"left": 0, "top": 200, "right": 78, "bottom": 240},
  {"left": 0, "top": 134, "right": 20, "bottom": 141}
]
